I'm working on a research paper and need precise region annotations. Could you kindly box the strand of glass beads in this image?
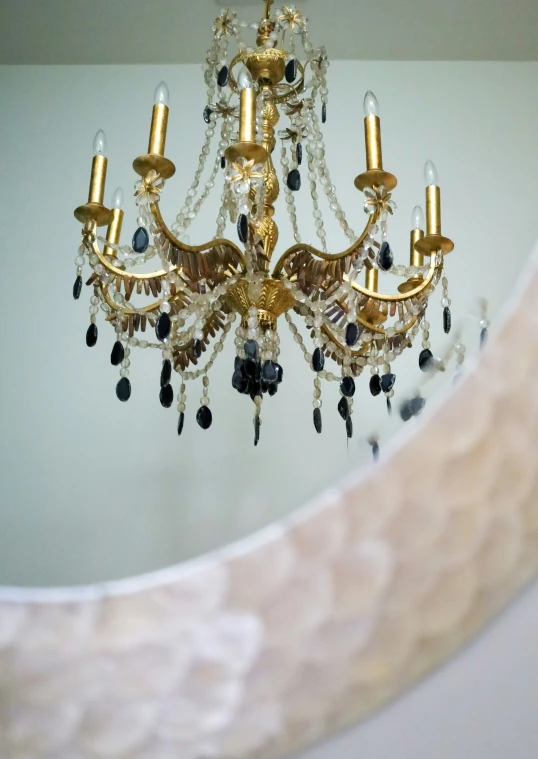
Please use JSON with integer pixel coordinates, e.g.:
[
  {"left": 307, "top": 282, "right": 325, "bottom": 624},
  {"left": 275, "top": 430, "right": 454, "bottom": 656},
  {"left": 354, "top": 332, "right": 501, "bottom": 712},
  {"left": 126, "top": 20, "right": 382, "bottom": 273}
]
[
  {"left": 280, "top": 145, "right": 302, "bottom": 243},
  {"left": 177, "top": 381, "right": 187, "bottom": 435},
  {"left": 306, "top": 140, "right": 328, "bottom": 252},
  {"left": 441, "top": 274, "right": 452, "bottom": 334}
]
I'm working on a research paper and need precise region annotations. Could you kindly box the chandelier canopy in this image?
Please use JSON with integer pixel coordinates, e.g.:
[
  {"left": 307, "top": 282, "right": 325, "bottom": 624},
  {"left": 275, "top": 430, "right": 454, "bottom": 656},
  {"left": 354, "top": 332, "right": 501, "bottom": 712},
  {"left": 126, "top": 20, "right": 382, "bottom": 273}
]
[{"left": 73, "top": 0, "right": 456, "bottom": 446}]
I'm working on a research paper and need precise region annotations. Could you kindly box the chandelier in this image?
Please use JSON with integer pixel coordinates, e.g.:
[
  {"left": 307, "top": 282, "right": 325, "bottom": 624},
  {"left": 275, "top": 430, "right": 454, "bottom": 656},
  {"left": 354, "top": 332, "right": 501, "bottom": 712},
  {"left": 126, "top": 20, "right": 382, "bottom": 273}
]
[{"left": 72, "top": 0, "right": 455, "bottom": 446}]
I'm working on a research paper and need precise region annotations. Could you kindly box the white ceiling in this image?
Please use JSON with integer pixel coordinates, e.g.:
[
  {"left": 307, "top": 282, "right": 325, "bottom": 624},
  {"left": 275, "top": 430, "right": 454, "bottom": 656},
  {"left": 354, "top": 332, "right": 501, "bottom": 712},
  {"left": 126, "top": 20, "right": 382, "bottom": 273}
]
[{"left": 2, "top": 0, "right": 538, "bottom": 64}]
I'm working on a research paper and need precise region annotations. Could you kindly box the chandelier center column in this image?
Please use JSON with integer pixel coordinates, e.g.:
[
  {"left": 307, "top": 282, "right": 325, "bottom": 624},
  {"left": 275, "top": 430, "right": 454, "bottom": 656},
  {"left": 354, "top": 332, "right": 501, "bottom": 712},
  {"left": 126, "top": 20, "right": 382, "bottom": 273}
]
[{"left": 252, "top": 94, "right": 280, "bottom": 268}]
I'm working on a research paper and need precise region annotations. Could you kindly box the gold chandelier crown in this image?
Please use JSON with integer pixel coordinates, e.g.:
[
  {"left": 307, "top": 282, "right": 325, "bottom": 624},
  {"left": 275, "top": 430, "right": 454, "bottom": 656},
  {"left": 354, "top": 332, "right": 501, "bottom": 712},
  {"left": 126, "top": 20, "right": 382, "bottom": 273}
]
[{"left": 72, "top": 0, "right": 455, "bottom": 446}]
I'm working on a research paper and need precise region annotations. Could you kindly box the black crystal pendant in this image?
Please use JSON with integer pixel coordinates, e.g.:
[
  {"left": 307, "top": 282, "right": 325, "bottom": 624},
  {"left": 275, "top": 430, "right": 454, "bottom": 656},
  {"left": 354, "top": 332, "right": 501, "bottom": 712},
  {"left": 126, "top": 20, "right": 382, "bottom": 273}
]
[
  {"left": 399, "top": 400, "right": 413, "bottom": 422},
  {"left": 340, "top": 376, "right": 356, "bottom": 398},
  {"left": 287, "top": 169, "right": 301, "bottom": 192},
  {"left": 313, "top": 407, "right": 322, "bottom": 434},
  {"left": 410, "top": 396, "right": 426, "bottom": 417},
  {"left": 268, "top": 383, "right": 278, "bottom": 397},
  {"left": 285, "top": 58, "right": 298, "bottom": 83},
  {"left": 177, "top": 411, "right": 185, "bottom": 436},
  {"left": 261, "top": 360, "right": 278, "bottom": 384},
  {"left": 312, "top": 347, "right": 325, "bottom": 372},
  {"left": 159, "top": 383, "right": 174, "bottom": 408},
  {"left": 386, "top": 397, "right": 393, "bottom": 416},
  {"left": 370, "top": 374, "right": 381, "bottom": 397},
  {"left": 73, "top": 275, "right": 82, "bottom": 300},
  {"left": 244, "top": 339, "right": 259, "bottom": 362},
  {"left": 418, "top": 348, "right": 434, "bottom": 372},
  {"left": 480, "top": 327, "right": 488, "bottom": 347},
  {"left": 116, "top": 376, "right": 131, "bottom": 402},
  {"left": 237, "top": 213, "right": 249, "bottom": 244},
  {"left": 346, "top": 415, "right": 353, "bottom": 439},
  {"left": 372, "top": 441, "right": 380, "bottom": 461},
  {"left": 110, "top": 340, "right": 124, "bottom": 366},
  {"left": 380, "top": 373, "right": 396, "bottom": 393},
  {"left": 296, "top": 142, "right": 303, "bottom": 166},
  {"left": 86, "top": 323, "right": 98, "bottom": 347},
  {"left": 443, "top": 306, "right": 452, "bottom": 335},
  {"left": 155, "top": 312, "right": 171, "bottom": 342},
  {"left": 221, "top": 156, "right": 226, "bottom": 170},
  {"left": 160, "top": 359, "right": 172, "bottom": 387},
  {"left": 378, "top": 241, "right": 393, "bottom": 271},
  {"left": 203, "top": 105, "right": 213, "bottom": 124},
  {"left": 345, "top": 322, "right": 360, "bottom": 347},
  {"left": 274, "top": 362, "right": 283, "bottom": 383},
  {"left": 338, "top": 396, "right": 349, "bottom": 420},
  {"left": 322, "top": 104, "right": 327, "bottom": 123},
  {"left": 132, "top": 226, "right": 149, "bottom": 254},
  {"left": 192, "top": 339, "right": 202, "bottom": 359},
  {"left": 196, "top": 405, "right": 212, "bottom": 429},
  {"left": 232, "top": 367, "right": 248, "bottom": 394},
  {"left": 217, "top": 65, "right": 229, "bottom": 87},
  {"left": 254, "top": 414, "right": 261, "bottom": 446}
]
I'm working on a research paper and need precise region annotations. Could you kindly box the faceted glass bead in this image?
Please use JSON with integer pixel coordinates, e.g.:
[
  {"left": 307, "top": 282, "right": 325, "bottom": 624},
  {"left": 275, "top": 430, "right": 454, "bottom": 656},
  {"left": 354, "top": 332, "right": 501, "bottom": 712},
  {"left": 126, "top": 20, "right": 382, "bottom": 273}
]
[
  {"left": 244, "top": 339, "right": 259, "bottom": 362},
  {"left": 340, "top": 376, "right": 356, "bottom": 397},
  {"left": 237, "top": 213, "right": 249, "bottom": 243},
  {"left": 443, "top": 306, "right": 452, "bottom": 334},
  {"left": 217, "top": 65, "right": 229, "bottom": 87},
  {"left": 203, "top": 105, "right": 213, "bottom": 124},
  {"left": 419, "top": 348, "right": 433, "bottom": 371},
  {"left": 322, "top": 104, "right": 327, "bottom": 123},
  {"left": 381, "top": 373, "right": 396, "bottom": 393},
  {"left": 159, "top": 383, "right": 174, "bottom": 408},
  {"left": 378, "top": 241, "right": 393, "bottom": 271},
  {"left": 370, "top": 374, "right": 381, "bottom": 396},
  {"left": 155, "top": 312, "right": 171, "bottom": 341},
  {"left": 372, "top": 441, "right": 380, "bottom": 460},
  {"left": 261, "top": 360, "right": 278, "bottom": 384},
  {"left": 410, "top": 396, "right": 426, "bottom": 416},
  {"left": 346, "top": 415, "right": 353, "bottom": 439},
  {"left": 160, "top": 359, "right": 172, "bottom": 387},
  {"left": 480, "top": 327, "right": 488, "bottom": 347},
  {"left": 232, "top": 367, "right": 248, "bottom": 394},
  {"left": 268, "top": 383, "right": 278, "bottom": 397},
  {"left": 338, "top": 396, "right": 349, "bottom": 420},
  {"left": 254, "top": 414, "right": 261, "bottom": 446},
  {"left": 399, "top": 400, "right": 413, "bottom": 422},
  {"left": 73, "top": 275, "right": 82, "bottom": 300},
  {"left": 296, "top": 142, "right": 303, "bottom": 166},
  {"left": 287, "top": 169, "right": 301, "bottom": 192},
  {"left": 116, "top": 376, "right": 131, "bottom": 402},
  {"left": 274, "top": 362, "right": 283, "bottom": 383},
  {"left": 313, "top": 407, "right": 322, "bottom": 434},
  {"left": 86, "top": 323, "right": 98, "bottom": 347},
  {"left": 221, "top": 156, "right": 226, "bottom": 169},
  {"left": 197, "top": 405, "right": 213, "bottom": 429},
  {"left": 285, "top": 58, "right": 298, "bottom": 83},
  {"left": 192, "top": 339, "right": 202, "bottom": 359},
  {"left": 345, "top": 322, "right": 360, "bottom": 347},
  {"left": 312, "top": 347, "right": 325, "bottom": 372},
  {"left": 386, "top": 397, "right": 393, "bottom": 416},
  {"left": 110, "top": 340, "right": 124, "bottom": 366},
  {"left": 132, "top": 227, "right": 149, "bottom": 253},
  {"left": 177, "top": 411, "right": 185, "bottom": 436}
]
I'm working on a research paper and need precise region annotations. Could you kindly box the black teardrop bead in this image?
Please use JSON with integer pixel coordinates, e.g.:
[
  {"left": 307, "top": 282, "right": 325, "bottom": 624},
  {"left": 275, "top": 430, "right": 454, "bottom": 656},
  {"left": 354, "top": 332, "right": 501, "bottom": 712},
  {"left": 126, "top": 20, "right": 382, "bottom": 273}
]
[
  {"left": 244, "top": 339, "right": 259, "bottom": 362},
  {"left": 419, "top": 348, "right": 434, "bottom": 372},
  {"left": 340, "top": 376, "right": 356, "bottom": 398},
  {"left": 217, "top": 65, "right": 229, "bottom": 87},
  {"left": 232, "top": 367, "right": 248, "bottom": 394},
  {"left": 237, "top": 213, "right": 249, "bottom": 244},
  {"left": 86, "top": 323, "right": 98, "bottom": 347},
  {"left": 196, "top": 405, "right": 213, "bottom": 429},
  {"left": 132, "top": 226, "right": 149, "bottom": 253},
  {"left": 274, "top": 363, "right": 283, "bottom": 383},
  {"left": 73, "top": 275, "right": 82, "bottom": 300},
  {"left": 203, "top": 105, "right": 213, "bottom": 124},
  {"left": 110, "top": 340, "right": 124, "bottom": 366},
  {"left": 287, "top": 169, "right": 301, "bottom": 192},
  {"left": 155, "top": 312, "right": 171, "bottom": 342},
  {"left": 322, "top": 104, "right": 327, "bottom": 124},
  {"left": 268, "top": 383, "right": 278, "bottom": 397},
  {"left": 261, "top": 360, "right": 278, "bottom": 384},
  {"left": 410, "top": 396, "right": 426, "bottom": 417},
  {"left": 443, "top": 306, "right": 452, "bottom": 335},
  {"left": 346, "top": 415, "right": 353, "bottom": 439},
  {"left": 378, "top": 241, "right": 393, "bottom": 271},
  {"left": 159, "top": 383, "right": 174, "bottom": 408},
  {"left": 221, "top": 156, "right": 226, "bottom": 169},
  {"left": 338, "top": 396, "right": 349, "bottom": 420},
  {"left": 372, "top": 441, "right": 380, "bottom": 461},
  {"left": 313, "top": 407, "right": 322, "bottom": 434},
  {"left": 386, "top": 397, "right": 393, "bottom": 416},
  {"left": 399, "top": 400, "right": 413, "bottom": 422},
  {"left": 480, "top": 327, "right": 488, "bottom": 347},
  {"left": 296, "top": 142, "right": 303, "bottom": 166},
  {"left": 245, "top": 358, "right": 260, "bottom": 381},
  {"left": 160, "top": 359, "right": 172, "bottom": 387},
  {"left": 249, "top": 381, "right": 263, "bottom": 401},
  {"left": 345, "top": 322, "right": 360, "bottom": 347},
  {"left": 370, "top": 374, "right": 381, "bottom": 397},
  {"left": 177, "top": 411, "right": 185, "bottom": 436},
  {"left": 381, "top": 373, "right": 396, "bottom": 393},
  {"left": 312, "top": 347, "right": 325, "bottom": 372},
  {"left": 116, "top": 376, "right": 131, "bottom": 402},
  {"left": 285, "top": 58, "right": 298, "bottom": 83},
  {"left": 192, "top": 339, "right": 202, "bottom": 359},
  {"left": 254, "top": 414, "right": 261, "bottom": 446}
]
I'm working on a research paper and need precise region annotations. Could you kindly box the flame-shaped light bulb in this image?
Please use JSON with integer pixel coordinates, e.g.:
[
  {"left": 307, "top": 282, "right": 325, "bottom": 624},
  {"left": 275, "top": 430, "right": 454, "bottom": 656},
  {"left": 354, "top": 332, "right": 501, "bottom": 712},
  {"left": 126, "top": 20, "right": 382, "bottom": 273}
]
[
  {"left": 111, "top": 187, "right": 124, "bottom": 209},
  {"left": 237, "top": 66, "right": 254, "bottom": 90},
  {"left": 363, "top": 91, "right": 379, "bottom": 117},
  {"left": 154, "top": 81, "right": 169, "bottom": 106},
  {"left": 93, "top": 129, "right": 107, "bottom": 156},
  {"left": 411, "top": 205, "right": 425, "bottom": 231},
  {"left": 424, "top": 160, "right": 439, "bottom": 186}
]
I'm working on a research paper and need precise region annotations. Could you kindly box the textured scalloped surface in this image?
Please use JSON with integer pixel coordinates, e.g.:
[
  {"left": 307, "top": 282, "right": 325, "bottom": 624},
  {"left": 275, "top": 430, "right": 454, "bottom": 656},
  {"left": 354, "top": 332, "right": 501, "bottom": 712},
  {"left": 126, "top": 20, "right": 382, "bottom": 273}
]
[{"left": 1, "top": 251, "right": 538, "bottom": 759}]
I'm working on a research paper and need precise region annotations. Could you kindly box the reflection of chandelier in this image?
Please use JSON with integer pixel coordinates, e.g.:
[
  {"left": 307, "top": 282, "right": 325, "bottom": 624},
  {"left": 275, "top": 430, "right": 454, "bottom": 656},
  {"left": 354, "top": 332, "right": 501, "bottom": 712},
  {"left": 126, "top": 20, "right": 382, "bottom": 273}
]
[{"left": 73, "top": 0, "right": 454, "bottom": 445}]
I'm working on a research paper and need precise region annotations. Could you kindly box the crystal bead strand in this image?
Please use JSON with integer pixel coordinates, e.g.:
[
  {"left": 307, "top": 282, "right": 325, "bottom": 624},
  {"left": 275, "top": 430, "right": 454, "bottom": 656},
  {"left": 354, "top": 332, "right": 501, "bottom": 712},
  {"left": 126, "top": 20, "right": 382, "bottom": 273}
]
[
  {"left": 305, "top": 141, "right": 327, "bottom": 252},
  {"left": 196, "top": 374, "right": 213, "bottom": 430},
  {"left": 280, "top": 145, "right": 301, "bottom": 243},
  {"left": 177, "top": 381, "right": 187, "bottom": 435},
  {"left": 441, "top": 274, "right": 452, "bottom": 334},
  {"left": 479, "top": 298, "right": 490, "bottom": 347}
]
